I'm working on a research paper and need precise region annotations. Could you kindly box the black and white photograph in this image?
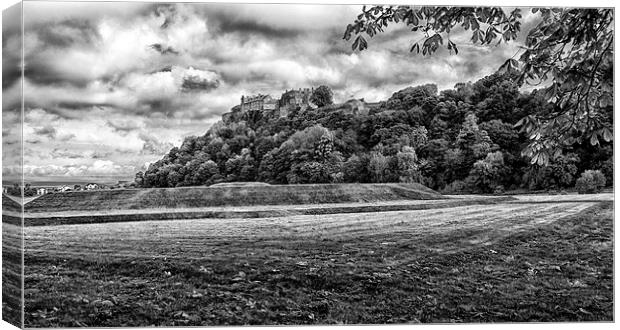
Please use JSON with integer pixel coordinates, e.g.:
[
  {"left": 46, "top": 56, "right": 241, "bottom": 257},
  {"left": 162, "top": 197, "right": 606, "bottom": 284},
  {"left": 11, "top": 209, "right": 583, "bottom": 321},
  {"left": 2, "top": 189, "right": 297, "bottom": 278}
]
[{"left": 1, "top": 0, "right": 615, "bottom": 327}]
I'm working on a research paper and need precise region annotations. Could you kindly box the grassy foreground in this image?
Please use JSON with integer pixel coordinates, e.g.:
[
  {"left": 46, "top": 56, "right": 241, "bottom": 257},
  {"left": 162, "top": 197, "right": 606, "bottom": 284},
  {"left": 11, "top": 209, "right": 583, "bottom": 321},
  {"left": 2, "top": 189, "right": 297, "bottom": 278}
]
[{"left": 23, "top": 200, "right": 612, "bottom": 326}]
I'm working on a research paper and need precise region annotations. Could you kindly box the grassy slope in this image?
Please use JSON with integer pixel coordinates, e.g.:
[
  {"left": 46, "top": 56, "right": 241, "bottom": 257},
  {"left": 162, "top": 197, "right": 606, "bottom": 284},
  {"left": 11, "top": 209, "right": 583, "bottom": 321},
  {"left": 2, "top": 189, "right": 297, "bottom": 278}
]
[
  {"left": 2, "top": 194, "right": 22, "bottom": 212},
  {"left": 2, "top": 194, "right": 24, "bottom": 326},
  {"left": 20, "top": 197, "right": 514, "bottom": 227},
  {"left": 2, "top": 223, "right": 23, "bottom": 328},
  {"left": 23, "top": 201, "right": 612, "bottom": 326},
  {"left": 24, "top": 183, "right": 442, "bottom": 213}
]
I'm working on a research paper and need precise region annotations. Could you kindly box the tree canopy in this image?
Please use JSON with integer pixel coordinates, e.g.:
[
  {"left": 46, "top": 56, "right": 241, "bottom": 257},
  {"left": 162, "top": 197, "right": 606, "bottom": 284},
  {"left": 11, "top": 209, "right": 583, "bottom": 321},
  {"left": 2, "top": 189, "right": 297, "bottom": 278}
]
[
  {"left": 343, "top": 6, "right": 613, "bottom": 165},
  {"left": 138, "top": 73, "right": 612, "bottom": 193},
  {"left": 311, "top": 85, "right": 335, "bottom": 107}
]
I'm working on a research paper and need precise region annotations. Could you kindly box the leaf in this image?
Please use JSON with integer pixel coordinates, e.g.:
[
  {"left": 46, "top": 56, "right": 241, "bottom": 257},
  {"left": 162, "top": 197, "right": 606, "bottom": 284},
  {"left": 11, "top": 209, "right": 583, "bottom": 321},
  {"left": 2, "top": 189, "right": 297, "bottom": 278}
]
[
  {"left": 359, "top": 36, "right": 368, "bottom": 51},
  {"left": 514, "top": 117, "right": 526, "bottom": 127},
  {"left": 352, "top": 36, "right": 360, "bottom": 50},
  {"left": 590, "top": 134, "right": 599, "bottom": 146},
  {"left": 602, "top": 128, "right": 613, "bottom": 141}
]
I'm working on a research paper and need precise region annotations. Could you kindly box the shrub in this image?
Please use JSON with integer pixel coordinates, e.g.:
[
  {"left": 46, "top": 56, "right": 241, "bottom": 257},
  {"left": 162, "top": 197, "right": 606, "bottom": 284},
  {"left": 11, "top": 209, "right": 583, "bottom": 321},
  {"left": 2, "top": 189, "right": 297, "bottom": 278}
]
[
  {"left": 442, "top": 180, "right": 468, "bottom": 194},
  {"left": 575, "top": 170, "right": 606, "bottom": 194},
  {"left": 466, "top": 151, "right": 505, "bottom": 193},
  {"left": 493, "top": 185, "right": 505, "bottom": 195}
]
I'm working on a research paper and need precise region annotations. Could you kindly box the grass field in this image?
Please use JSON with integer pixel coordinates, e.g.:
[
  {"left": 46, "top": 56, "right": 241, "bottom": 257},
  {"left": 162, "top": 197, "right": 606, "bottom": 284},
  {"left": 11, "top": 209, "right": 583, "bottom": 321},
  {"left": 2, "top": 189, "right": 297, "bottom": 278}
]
[
  {"left": 24, "top": 183, "right": 442, "bottom": 212},
  {"left": 19, "top": 197, "right": 514, "bottom": 226},
  {"left": 22, "top": 193, "right": 613, "bottom": 326},
  {"left": 2, "top": 222, "right": 23, "bottom": 328}
]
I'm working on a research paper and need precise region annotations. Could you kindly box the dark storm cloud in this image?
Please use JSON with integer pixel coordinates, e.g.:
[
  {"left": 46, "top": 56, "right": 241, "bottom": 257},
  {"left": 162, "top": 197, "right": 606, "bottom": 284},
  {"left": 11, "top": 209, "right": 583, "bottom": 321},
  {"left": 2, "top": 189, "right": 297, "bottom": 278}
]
[
  {"left": 2, "top": 3, "right": 21, "bottom": 42},
  {"left": 33, "top": 125, "right": 57, "bottom": 139},
  {"left": 58, "top": 133, "right": 76, "bottom": 142},
  {"left": 153, "top": 66, "right": 173, "bottom": 73},
  {"left": 149, "top": 43, "right": 180, "bottom": 55},
  {"left": 91, "top": 150, "right": 112, "bottom": 159},
  {"left": 141, "top": 99, "right": 173, "bottom": 114},
  {"left": 19, "top": 19, "right": 102, "bottom": 87},
  {"left": 51, "top": 148, "right": 83, "bottom": 159},
  {"left": 2, "top": 7, "right": 22, "bottom": 90},
  {"left": 216, "top": 19, "right": 301, "bottom": 39},
  {"left": 55, "top": 101, "right": 114, "bottom": 110},
  {"left": 2, "top": 54, "right": 21, "bottom": 90},
  {"left": 25, "top": 58, "right": 91, "bottom": 87},
  {"left": 218, "top": 70, "right": 270, "bottom": 86},
  {"left": 36, "top": 19, "right": 100, "bottom": 48},
  {"left": 106, "top": 119, "right": 141, "bottom": 133},
  {"left": 155, "top": 4, "right": 178, "bottom": 29},
  {"left": 181, "top": 74, "right": 220, "bottom": 91}
]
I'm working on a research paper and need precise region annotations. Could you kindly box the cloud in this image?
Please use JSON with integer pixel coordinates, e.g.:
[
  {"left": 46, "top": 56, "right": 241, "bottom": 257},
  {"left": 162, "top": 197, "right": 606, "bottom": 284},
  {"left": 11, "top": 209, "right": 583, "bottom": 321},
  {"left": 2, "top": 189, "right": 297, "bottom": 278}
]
[
  {"left": 91, "top": 150, "right": 112, "bottom": 159},
  {"left": 18, "top": 161, "right": 136, "bottom": 178},
  {"left": 106, "top": 119, "right": 142, "bottom": 133},
  {"left": 51, "top": 148, "right": 83, "bottom": 159},
  {"left": 149, "top": 43, "right": 179, "bottom": 55},
  {"left": 34, "top": 125, "right": 57, "bottom": 139},
  {"left": 181, "top": 67, "right": 220, "bottom": 91},
  {"left": 10, "top": 3, "right": 541, "bottom": 180},
  {"left": 140, "top": 133, "right": 174, "bottom": 155}
]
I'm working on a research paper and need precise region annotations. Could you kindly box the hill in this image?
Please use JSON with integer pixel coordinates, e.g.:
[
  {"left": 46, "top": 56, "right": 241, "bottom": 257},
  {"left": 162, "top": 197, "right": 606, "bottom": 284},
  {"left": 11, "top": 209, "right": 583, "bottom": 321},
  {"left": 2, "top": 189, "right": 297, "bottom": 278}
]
[
  {"left": 136, "top": 74, "right": 612, "bottom": 194},
  {"left": 25, "top": 183, "right": 442, "bottom": 213},
  {"left": 2, "top": 194, "right": 22, "bottom": 212}
]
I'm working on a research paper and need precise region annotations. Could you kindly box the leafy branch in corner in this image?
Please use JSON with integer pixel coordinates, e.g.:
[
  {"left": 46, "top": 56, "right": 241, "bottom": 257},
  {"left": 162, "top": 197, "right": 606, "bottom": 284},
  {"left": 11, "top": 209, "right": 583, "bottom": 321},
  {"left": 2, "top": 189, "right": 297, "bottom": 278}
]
[{"left": 343, "top": 6, "right": 613, "bottom": 165}]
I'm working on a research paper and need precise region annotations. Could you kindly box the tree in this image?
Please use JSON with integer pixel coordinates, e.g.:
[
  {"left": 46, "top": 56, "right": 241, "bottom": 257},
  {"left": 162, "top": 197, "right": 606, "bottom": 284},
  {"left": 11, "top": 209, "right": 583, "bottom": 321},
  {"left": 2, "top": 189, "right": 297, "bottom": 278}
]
[
  {"left": 575, "top": 170, "right": 606, "bottom": 194},
  {"left": 396, "top": 146, "right": 422, "bottom": 183},
  {"left": 343, "top": 6, "right": 613, "bottom": 164},
  {"left": 454, "top": 113, "right": 494, "bottom": 178},
  {"left": 310, "top": 85, "right": 334, "bottom": 107},
  {"left": 135, "top": 171, "right": 144, "bottom": 187},
  {"left": 343, "top": 154, "right": 367, "bottom": 182},
  {"left": 466, "top": 151, "right": 506, "bottom": 193},
  {"left": 136, "top": 69, "right": 611, "bottom": 191},
  {"left": 368, "top": 152, "right": 390, "bottom": 182},
  {"left": 522, "top": 153, "right": 580, "bottom": 190},
  {"left": 479, "top": 120, "right": 520, "bottom": 151}
]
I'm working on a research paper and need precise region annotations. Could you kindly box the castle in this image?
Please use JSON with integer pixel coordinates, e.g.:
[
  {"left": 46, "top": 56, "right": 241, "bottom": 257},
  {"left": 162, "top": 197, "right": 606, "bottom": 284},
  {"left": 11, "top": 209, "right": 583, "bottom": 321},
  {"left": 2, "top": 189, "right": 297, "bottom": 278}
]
[
  {"left": 238, "top": 88, "right": 315, "bottom": 118},
  {"left": 221, "top": 87, "right": 382, "bottom": 124}
]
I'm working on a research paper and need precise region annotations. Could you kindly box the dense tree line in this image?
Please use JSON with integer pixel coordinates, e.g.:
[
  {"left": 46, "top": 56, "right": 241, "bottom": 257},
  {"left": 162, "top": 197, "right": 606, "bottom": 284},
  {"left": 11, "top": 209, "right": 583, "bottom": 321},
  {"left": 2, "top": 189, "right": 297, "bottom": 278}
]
[{"left": 136, "top": 72, "right": 612, "bottom": 193}]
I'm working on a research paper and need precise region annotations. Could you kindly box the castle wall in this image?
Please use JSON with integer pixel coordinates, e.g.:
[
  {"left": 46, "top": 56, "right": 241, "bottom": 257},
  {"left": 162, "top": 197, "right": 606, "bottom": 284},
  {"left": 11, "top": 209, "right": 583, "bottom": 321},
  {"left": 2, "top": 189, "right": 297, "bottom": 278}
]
[{"left": 238, "top": 88, "right": 314, "bottom": 118}]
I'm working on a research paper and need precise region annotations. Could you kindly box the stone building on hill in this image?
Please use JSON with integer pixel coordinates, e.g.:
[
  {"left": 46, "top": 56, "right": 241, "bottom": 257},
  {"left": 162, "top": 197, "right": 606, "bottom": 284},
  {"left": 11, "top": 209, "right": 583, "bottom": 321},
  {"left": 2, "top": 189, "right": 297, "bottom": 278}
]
[
  {"left": 239, "top": 94, "right": 278, "bottom": 112},
  {"left": 233, "top": 88, "right": 315, "bottom": 119},
  {"left": 222, "top": 87, "right": 380, "bottom": 124},
  {"left": 278, "top": 88, "right": 314, "bottom": 117}
]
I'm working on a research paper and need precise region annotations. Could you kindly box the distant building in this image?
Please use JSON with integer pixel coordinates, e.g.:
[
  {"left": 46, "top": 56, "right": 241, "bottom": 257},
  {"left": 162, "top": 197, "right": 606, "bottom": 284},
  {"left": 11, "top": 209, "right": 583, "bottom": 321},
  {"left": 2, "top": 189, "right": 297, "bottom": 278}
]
[
  {"left": 236, "top": 87, "right": 315, "bottom": 119},
  {"left": 58, "top": 185, "right": 72, "bottom": 192},
  {"left": 226, "top": 87, "right": 383, "bottom": 124},
  {"left": 239, "top": 94, "right": 278, "bottom": 112},
  {"left": 84, "top": 183, "right": 99, "bottom": 190},
  {"left": 36, "top": 188, "right": 48, "bottom": 195},
  {"left": 278, "top": 88, "right": 314, "bottom": 117}
]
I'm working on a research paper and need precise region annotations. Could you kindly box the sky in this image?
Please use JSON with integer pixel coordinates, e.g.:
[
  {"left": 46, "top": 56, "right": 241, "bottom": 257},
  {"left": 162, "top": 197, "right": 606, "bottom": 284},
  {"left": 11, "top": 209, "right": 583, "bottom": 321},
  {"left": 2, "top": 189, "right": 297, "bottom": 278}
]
[{"left": 2, "top": 1, "right": 540, "bottom": 182}]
